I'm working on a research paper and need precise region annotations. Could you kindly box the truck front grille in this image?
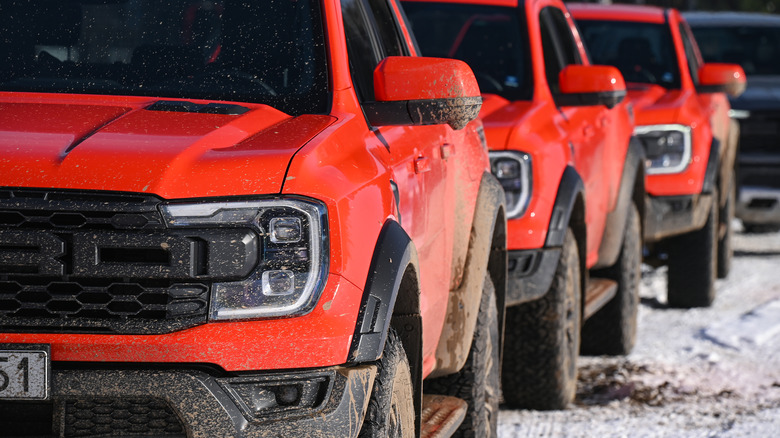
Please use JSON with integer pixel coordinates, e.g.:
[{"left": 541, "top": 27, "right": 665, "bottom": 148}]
[
  {"left": 740, "top": 112, "right": 780, "bottom": 154},
  {"left": 0, "top": 189, "right": 257, "bottom": 334}
]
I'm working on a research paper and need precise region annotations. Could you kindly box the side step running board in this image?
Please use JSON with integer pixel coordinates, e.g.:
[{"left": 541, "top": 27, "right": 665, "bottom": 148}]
[
  {"left": 421, "top": 395, "right": 467, "bottom": 438},
  {"left": 584, "top": 278, "right": 618, "bottom": 319}
]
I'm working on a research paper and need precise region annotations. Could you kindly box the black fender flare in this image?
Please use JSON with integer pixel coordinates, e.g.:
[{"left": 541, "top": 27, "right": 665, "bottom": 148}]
[
  {"left": 545, "top": 166, "right": 586, "bottom": 248},
  {"left": 594, "top": 136, "right": 646, "bottom": 269},
  {"left": 348, "top": 220, "right": 420, "bottom": 364},
  {"left": 702, "top": 137, "right": 721, "bottom": 195},
  {"left": 347, "top": 219, "right": 424, "bottom": 432}
]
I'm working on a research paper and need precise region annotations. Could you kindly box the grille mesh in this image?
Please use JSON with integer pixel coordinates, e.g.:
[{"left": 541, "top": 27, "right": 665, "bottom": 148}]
[
  {"left": 64, "top": 397, "right": 185, "bottom": 437},
  {"left": 0, "top": 190, "right": 212, "bottom": 334}
]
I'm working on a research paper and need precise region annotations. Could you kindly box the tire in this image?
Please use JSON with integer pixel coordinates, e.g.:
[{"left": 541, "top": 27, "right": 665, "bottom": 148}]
[
  {"left": 424, "top": 276, "right": 500, "bottom": 438},
  {"left": 717, "top": 182, "right": 734, "bottom": 279},
  {"left": 667, "top": 189, "right": 718, "bottom": 308},
  {"left": 581, "top": 203, "right": 640, "bottom": 356},
  {"left": 359, "top": 329, "right": 415, "bottom": 438},
  {"left": 501, "top": 228, "right": 581, "bottom": 410}
]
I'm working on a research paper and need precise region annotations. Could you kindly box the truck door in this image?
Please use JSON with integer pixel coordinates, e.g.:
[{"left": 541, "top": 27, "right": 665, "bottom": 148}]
[
  {"left": 539, "top": 5, "right": 608, "bottom": 266},
  {"left": 342, "top": 0, "right": 452, "bottom": 360}
]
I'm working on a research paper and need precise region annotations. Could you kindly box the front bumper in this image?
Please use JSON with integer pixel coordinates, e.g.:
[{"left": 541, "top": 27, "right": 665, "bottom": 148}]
[
  {"left": 644, "top": 193, "right": 714, "bottom": 242},
  {"left": 0, "top": 364, "right": 375, "bottom": 438},
  {"left": 736, "top": 186, "right": 780, "bottom": 225},
  {"left": 505, "top": 248, "right": 561, "bottom": 307}
]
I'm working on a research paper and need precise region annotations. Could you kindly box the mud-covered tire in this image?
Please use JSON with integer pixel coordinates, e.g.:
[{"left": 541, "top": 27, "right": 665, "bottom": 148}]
[
  {"left": 582, "top": 203, "right": 640, "bottom": 356},
  {"left": 667, "top": 189, "right": 718, "bottom": 308},
  {"left": 717, "top": 182, "right": 734, "bottom": 279},
  {"left": 501, "top": 228, "right": 581, "bottom": 410},
  {"left": 359, "top": 329, "right": 415, "bottom": 438},
  {"left": 424, "top": 276, "right": 500, "bottom": 437}
]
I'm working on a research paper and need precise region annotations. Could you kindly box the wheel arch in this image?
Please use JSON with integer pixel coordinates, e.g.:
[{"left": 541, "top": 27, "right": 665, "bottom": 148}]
[
  {"left": 347, "top": 219, "right": 424, "bottom": 433},
  {"left": 545, "top": 166, "right": 587, "bottom": 306},
  {"left": 594, "top": 136, "right": 646, "bottom": 269},
  {"left": 430, "top": 172, "right": 507, "bottom": 379}
]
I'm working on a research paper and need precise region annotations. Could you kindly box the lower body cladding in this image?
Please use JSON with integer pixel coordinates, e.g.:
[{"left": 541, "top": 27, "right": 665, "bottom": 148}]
[
  {"left": 0, "top": 365, "right": 376, "bottom": 438},
  {"left": 736, "top": 186, "right": 780, "bottom": 225},
  {"left": 643, "top": 193, "right": 714, "bottom": 242}
]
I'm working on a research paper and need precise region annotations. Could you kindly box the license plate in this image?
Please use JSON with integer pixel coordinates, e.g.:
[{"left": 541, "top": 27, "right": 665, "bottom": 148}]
[{"left": 0, "top": 345, "right": 50, "bottom": 400}]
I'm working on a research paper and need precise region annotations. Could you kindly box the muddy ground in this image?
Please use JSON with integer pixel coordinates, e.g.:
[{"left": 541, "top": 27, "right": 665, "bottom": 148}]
[{"left": 498, "top": 225, "right": 780, "bottom": 437}]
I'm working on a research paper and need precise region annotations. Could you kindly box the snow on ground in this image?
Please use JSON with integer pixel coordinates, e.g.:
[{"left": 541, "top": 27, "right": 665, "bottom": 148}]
[{"left": 498, "top": 226, "right": 780, "bottom": 437}]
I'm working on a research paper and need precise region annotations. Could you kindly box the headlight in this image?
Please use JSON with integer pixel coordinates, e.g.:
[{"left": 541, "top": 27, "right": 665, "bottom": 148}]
[
  {"left": 634, "top": 124, "right": 692, "bottom": 175},
  {"left": 161, "top": 198, "right": 328, "bottom": 320},
  {"left": 489, "top": 151, "right": 532, "bottom": 219}
]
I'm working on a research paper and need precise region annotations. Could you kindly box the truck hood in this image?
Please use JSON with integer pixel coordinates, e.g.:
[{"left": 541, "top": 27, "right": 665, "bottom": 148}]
[
  {"left": 624, "top": 83, "right": 685, "bottom": 125},
  {"left": 0, "top": 94, "right": 335, "bottom": 199},
  {"left": 730, "top": 76, "right": 780, "bottom": 111},
  {"left": 478, "top": 94, "right": 540, "bottom": 150}
]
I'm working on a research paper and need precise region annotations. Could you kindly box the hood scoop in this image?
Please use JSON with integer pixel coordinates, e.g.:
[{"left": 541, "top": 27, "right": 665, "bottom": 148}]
[{"left": 146, "top": 100, "right": 250, "bottom": 116}]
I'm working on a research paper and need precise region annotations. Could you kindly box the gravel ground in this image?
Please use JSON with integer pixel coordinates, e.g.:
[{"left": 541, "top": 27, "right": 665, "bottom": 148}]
[{"left": 498, "top": 225, "right": 780, "bottom": 437}]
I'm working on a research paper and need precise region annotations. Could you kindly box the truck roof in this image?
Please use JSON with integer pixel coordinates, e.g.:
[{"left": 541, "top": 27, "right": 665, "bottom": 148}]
[
  {"left": 567, "top": 2, "right": 667, "bottom": 24},
  {"left": 683, "top": 11, "right": 780, "bottom": 27}
]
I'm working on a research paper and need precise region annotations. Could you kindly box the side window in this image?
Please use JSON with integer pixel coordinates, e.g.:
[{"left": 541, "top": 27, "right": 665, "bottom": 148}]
[
  {"left": 540, "top": 18, "right": 560, "bottom": 93},
  {"left": 540, "top": 7, "right": 582, "bottom": 94},
  {"left": 366, "top": 0, "right": 406, "bottom": 57},
  {"left": 342, "top": 0, "right": 407, "bottom": 102},
  {"left": 679, "top": 24, "right": 700, "bottom": 85},
  {"left": 342, "top": 0, "right": 381, "bottom": 101},
  {"left": 546, "top": 7, "right": 582, "bottom": 66}
]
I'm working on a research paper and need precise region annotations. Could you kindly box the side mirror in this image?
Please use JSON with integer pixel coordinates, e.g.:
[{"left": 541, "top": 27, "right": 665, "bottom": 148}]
[
  {"left": 698, "top": 63, "right": 746, "bottom": 97},
  {"left": 554, "top": 65, "right": 627, "bottom": 109},
  {"left": 364, "top": 56, "right": 482, "bottom": 130}
]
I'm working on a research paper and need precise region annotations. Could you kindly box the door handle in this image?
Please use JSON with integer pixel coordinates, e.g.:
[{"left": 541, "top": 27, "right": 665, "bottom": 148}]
[{"left": 414, "top": 157, "right": 431, "bottom": 174}]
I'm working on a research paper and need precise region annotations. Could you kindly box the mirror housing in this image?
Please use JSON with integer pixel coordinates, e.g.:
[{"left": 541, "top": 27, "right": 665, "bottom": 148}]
[
  {"left": 364, "top": 56, "right": 482, "bottom": 130},
  {"left": 698, "top": 63, "right": 746, "bottom": 97},
  {"left": 555, "top": 65, "right": 627, "bottom": 109}
]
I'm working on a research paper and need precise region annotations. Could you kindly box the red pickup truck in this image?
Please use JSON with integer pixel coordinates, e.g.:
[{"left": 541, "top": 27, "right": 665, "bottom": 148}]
[
  {"left": 403, "top": 0, "right": 645, "bottom": 410},
  {"left": 0, "top": 0, "right": 507, "bottom": 436},
  {"left": 571, "top": 3, "right": 746, "bottom": 308}
]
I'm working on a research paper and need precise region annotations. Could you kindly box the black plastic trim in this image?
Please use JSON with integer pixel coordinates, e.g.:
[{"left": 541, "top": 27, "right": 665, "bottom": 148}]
[
  {"left": 545, "top": 166, "right": 585, "bottom": 248},
  {"left": 505, "top": 248, "right": 562, "bottom": 307},
  {"left": 348, "top": 220, "right": 418, "bottom": 364},
  {"left": 10, "top": 365, "right": 375, "bottom": 437},
  {"left": 644, "top": 194, "right": 714, "bottom": 242},
  {"left": 554, "top": 90, "right": 626, "bottom": 109},
  {"left": 363, "top": 96, "right": 481, "bottom": 130},
  {"left": 702, "top": 137, "right": 721, "bottom": 194}
]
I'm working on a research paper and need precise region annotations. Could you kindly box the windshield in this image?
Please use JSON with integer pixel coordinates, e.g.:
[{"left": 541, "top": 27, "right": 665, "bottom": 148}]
[
  {"left": 576, "top": 19, "right": 681, "bottom": 89},
  {"left": 0, "top": 0, "right": 329, "bottom": 115},
  {"left": 691, "top": 25, "right": 780, "bottom": 76},
  {"left": 402, "top": 2, "right": 532, "bottom": 101}
]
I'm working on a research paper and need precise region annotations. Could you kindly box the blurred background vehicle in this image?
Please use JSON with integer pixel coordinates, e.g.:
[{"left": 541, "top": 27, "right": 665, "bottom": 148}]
[
  {"left": 686, "top": 12, "right": 780, "bottom": 232},
  {"left": 403, "top": 0, "right": 644, "bottom": 411},
  {"left": 570, "top": 3, "right": 746, "bottom": 308}
]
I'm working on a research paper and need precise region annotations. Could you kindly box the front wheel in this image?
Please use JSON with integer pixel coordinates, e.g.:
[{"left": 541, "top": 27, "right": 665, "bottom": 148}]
[
  {"left": 501, "top": 228, "right": 581, "bottom": 410},
  {"left": 359, "top": 329, "right": 415, "bottom": 438},
  {"left": 423, "top": 276, "right": 500, "bottom": 437},
  {"left": 667, "top": 189, "right": 718, "bottom": 308},
  {"left": 717, "top": 182, "right": 735, "bottom": 279}
]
